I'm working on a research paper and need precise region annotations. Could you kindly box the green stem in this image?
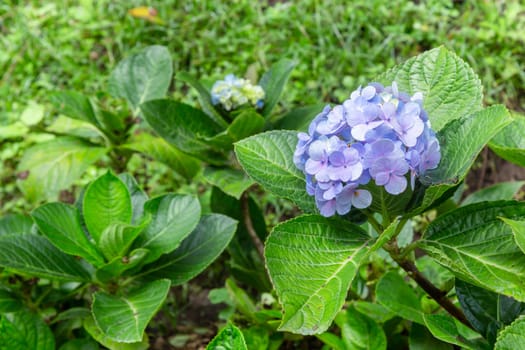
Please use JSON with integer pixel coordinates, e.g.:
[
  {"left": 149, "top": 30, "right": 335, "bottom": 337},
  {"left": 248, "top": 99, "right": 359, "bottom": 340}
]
[{"left": 365, "top": 210, "right": 383, "bottom": 233}]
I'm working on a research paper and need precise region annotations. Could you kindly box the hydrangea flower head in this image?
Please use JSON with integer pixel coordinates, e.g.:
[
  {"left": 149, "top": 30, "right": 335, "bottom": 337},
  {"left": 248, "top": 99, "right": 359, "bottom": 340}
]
[
  {"left": 294, "top": 82, "right": 441, "bottom": 217},
  {"left": 211, "top": 74, "right": 265, "bottom": 111}
]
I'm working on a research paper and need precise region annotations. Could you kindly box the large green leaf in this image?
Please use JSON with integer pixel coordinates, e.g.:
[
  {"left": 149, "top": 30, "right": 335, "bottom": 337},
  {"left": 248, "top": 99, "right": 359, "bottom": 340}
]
[
  {"left": 134, "top": 194, "right": 201, "bottom": 264},
  {"left": 92, "top": 279, "right": 171, "bottom": 343},
  {"left": 421, "top": 105, "right": 512, "bottom": 185},
  {"left": 99, "top": 218, "right": 150, "bottom": 261},
  {"left": 376, "top": 271, "right": 424, "bottom": 324},
  {"left": 138, "top": 214, "right": 237, "bottom": 285},
  {"left": 456, "top": 279, "right": 525, "bottom": 345},
  {"left": 409, "top": 323, "right": 454, "bottom": 350},
  {"left": 118, "top": 173, "right": 148, "bottom": 225},
  {"left": 489, "top": 113, "right": 525, "bottom": 167},
  {"left": 339, "top": 307, "right": 387, "bottom": 350},
  {"left": 235, "top": 130, "right": 316, "bottom": 212},
  {"left": 108, "top": 45, "right": 173, "bottom": 115},
  {"left": 49, "top": 91, "right": 100, "bottom": 129},
  {"left": 205, "top": 109, "right": 265, "bottom": 149},
  {"left": 500, "top": 217, "right": 525, "bottom": 255},
  {"left": 17, "top": 136, "right": 107, "bottom": 203},
  {"left": 0, "top": 234, "right": 91, "bottom": 281},
  {"left": 83, "top": 171, "right": 132, "bottom": 243},
  {"left": 259, "top": 59, "right": 296, "bottom": 117},
  {"left": 84, "top": 316, "right": 149, "bottom": 350},
  {"left": 462, "top": 181, "right": 525, "bottom": 206},
  {"left": 420, "top": 201, "right": 525, "bottom": 301},
  {"left": 32, "top": 203, "right": 105, "bottom": 267},
  {"left": 206, "top": 323, "right": 247, "bottom": 350},
  {"left": 122, "top": 132, "right": 200, "bottom": 180},
  {"left": 423, "top": 314, "right": 485, "bottom": 350},
  {"left": 0, "top": 310, "right": 55, "bottom": 350},
  {"left": 204, "top": 168, "right": 255, "bottom": 199},
  {"left": 0, "top": 214, "right": 34, "bottom": 235},
  {"left": 495, "top": 316, "right": 525, "bottom": 350},
  {"left": 376, "top": 47, "right": 483, "bottom": 131},
  {"left": 265, "top": 215, "right": 371, "bottom": 334},
  {"left": 0, "top": 288, "right": 22, "bottom": 313},
  {"left": 273, "top": 103, "right": 327, "bottom": 131},
  {"left": 176, "top": 72, "right": 228, "bottom": 128},
  {"left": 141, "top": 99, "right": 226, "bottom": 164}
]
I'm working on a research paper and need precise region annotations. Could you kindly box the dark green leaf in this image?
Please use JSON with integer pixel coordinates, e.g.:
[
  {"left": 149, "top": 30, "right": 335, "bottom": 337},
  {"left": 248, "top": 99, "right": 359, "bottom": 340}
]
[
  {"left": 0, "top": 310, "right": 55, "bottom": 350},
  {"left": 0, "top": 288, "right": 22, "bottom": 313},
  {"left": 83, "top": 171, "right": 132, "bottom": 243},
  {"left": 0, "top": 214, "right": 34, "bottom": 235},
  {"left": 49, "top": 91, "right": 100, "bottom": 128},
  {"left": 409, "top": 323, "right": 453, "bottom": 350},
  {"left": 259, "top": 59, "right": 296, "bottom": 117},
  {"left": 273, "top": 104, "right": 327, "bottom": 131},
  {"left": 340, "top": 306, "right": 387, "bottom": 350},
  {"left": 92, "top": 279, "right": 170, "bottom": 343},
  {"left": 0, "top": 234, "right": 91, "bottom": 281},
  {"left": 206, "top": 323, "right": 247, "bottom": 350}
]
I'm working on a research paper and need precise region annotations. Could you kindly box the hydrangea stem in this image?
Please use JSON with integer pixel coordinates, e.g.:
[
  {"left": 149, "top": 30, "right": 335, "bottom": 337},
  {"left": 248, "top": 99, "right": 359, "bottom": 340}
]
[{"left": 241, "top": 192, "right": 265, "bottom": 261}]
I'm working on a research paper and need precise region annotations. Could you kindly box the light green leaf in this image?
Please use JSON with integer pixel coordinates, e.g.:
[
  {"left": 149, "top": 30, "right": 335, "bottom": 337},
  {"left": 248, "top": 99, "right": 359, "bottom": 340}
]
[
  {"left": 495, "top": 316, "right": 525, "bottom": 350},
  {"left": 138, "top": 214, "right": 237, "bottom": 285},
  {"left": 423, "top": 314, "right": 484, "bottom": 350},
  {"left": 500, "top": 217, "right": 525, "bottom": 255},
  {"left": 376, "top": 271, "right": 424, "bottom": 324},
  {"left": 46, "top": 115, "right": 102, "bottom": 140},
  {"left": 17, "top": 136, "right": 107, "bottom": 203},
  {"left": 377, "top": 47, "right": 483, "bottom": 131},
  {"left": 141, "top": 99, "right": 226, "bottom": 164},
  {"left": 273, "top": 104, "right": 327, "bottom": 131},
  {"left": 265, "top": 215, "right": 371, "bottom": 334},
  {"left": 118, "top": 173, "right": 148, "bottom": 225},
  {"left": 32, "top": 203, "right": 104, "bottom": 266},
  {"left": 96, "top": 248, "right": 150, "bottom": 282},
  {"left": 122, "top": 132, "right": 200, "bottom": 180},
  {"left": 20, "top": 101, "right": 45, "bottom": 126},
  {"left": 235, "top": 130, "right": 316, "bottom": 213},
  {"left": 0, "top": 310, "right": 55, "bottom": 350},
  {"left": 176, "top": 72, "right": 228, "bottom": 128},
  {"left": 84, "top": 316, "right": 149, "bottom": 350},
  {"left": 259, "top": 59, "right": 296, "bottom": 117},
  {"left": 134, "top": 194, "right": 200, "bottom": 264},
  {"left": 489, "top": 113, "right": 525, "bottom": 167},
  {"left": 462, "top": 181, "right": 525, "bottom": 206},
  {"left": 83, "top": 171, "right": 132, "bottom": 243},
  {"left": 207, "top": 323, "right": 247, "bottom": 350},
  {"left": 340, "top": 307, "right": 387, "bottom": 350},
  {"left": 420, "top": 201, "right": 525, "bottom": 301},
  {"left": 108, "top": 45, "right": 173, "bottom": 115},
  {"left": 0, "top": 214, "right": 34, "bottom": 235},
  {"left": 353, "top": 301, "right": 395, "bottom": 324},
  {"left": 92, "top": 279, "right": 171, "bottom": 343},
  {"left": 99, "top": 218, "right": 150, "bottom": 261},
  {"left": 0, "top": 288, "right": 22, "bottom": 313},
  {"left": 0, "top": 234, "right": 91, "bottom": 281},
  {"left": 422, "top": 105, "right": 513, "bottom": 185},
  {"left": 409, "top": 323, "right": 454, "bottom": 350},
  {"left": 203, "top": 168, "right": 255, "bottom": 199},
  {"left": 49, "top": 91, "right": 100, "bottom": 128}
]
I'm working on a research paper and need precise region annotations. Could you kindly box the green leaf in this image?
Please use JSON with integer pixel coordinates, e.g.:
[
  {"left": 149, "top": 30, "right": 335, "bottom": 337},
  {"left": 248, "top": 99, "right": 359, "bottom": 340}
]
[
  {"left": 315, "top": 332, "right": 346, "bottom": 350},
  {"left": 235, "top": 130, "right": 316, "bottom": 212},
  {"left": 138, "top": 214, "right": 237, "bottom": 285},
  {"left": 225, "top": 278, "right": 258, "bottom": 322},
  {"left": 141, "top": 99, "right": 226, "bottom": 164},
  {"left": 176, "top": 72, "right": 228, "bottom": 128},
  {"left": 0, "top": 288, "right": 22, "bottom": 313},
  {"left": 376, "top": 271, "right": 424, "bottom": 324},
  {"left": 259, "top": 59, "right": 296, "bottom": 117},
  {"left": 122, "top": 132, "right": 200, "bottom": 180},
  {"left": 92, "top": 279, "right": 171, "bottom": 343},
  {"left": 83, "top": 171, "right": 132, "bottom": 243},
  {"left": 376, "top": 47, "right": 483, "bottom": 131},
  {"left": 340, "top": 306, "right": 387, "bottom": 350},
  {"left": 49, "top": 91, "right": 100, "bottom": 128},
  {"left": 99, "top": 218, "right": 150, "bottom": 261},
  {"left": 273, "top": 104, "right": 327, "bottom": 131},
  {"left": 0, "top": 214, "right": 34, "bottom": 235},
  {"left": 59, "top": 338, "right": 99, "bottom": 350},
  {"left": 84, "top": 316, "right": 149, "bottom": 350},
  {"left": 134, "top": 194, "right": 200, "bottom": 264},
  {"left": 353, "top": 301, "right": 395, "bottom": 324},
  {"left": 456, "top": 279, "right": 525, "bottom": 345},
  {"left": 96, "top": 248, "right": 150, "bottom": 281},
  {"left": 265, "top": 215, "right": 371, "bottom": 334},
  {"left": 32, "top": 203, "right": 105, "bottom": 266},
  {"left": 420, "top": 201, "right": 525, "bottom": 301},
  {"left": 108, "top": 45, "right": 173, "bottom": 115},
  {"left": 0, "top": 310, "right": 55, "bottom": 350},
  {"left": 423, "top": 314, "right": 483, "bottom": 350},
  {"left": 500, "top": 217, "right": 525, "bottom": 255},
  {"left": 207, "top": 323, "right": 247, "bottom": 350},
  {"left": 0, "top": 234, "right": 91, "bottom": 281},
  {"left": 462, "top": 181, "right": 525, "bottom": 206},
  {"left": 409, "top": 323, "right": 454, "bottom": 350},
  {"left": 489, "top": 113, "right": 525, "bottom": 167},
  {"left": 422, "top": 105, "right": 513, "bottom": 186},
  {"left": 118, "top": 173, "right": 148, "bottom": 225},
  {"left": 205, "top": 109, "right": 265, "bottom": 148},
  {"left": 17, "top": 136, "right": 107, "bottom": 203},
  {"left": 495, "top": 316, "right": 525, "bottom": 350},
  {"left": 20, "top": 101, "right": 44, "bottom": 126},
  {"left": 204, "top": 168, "right": 255, "bottom": 199}
]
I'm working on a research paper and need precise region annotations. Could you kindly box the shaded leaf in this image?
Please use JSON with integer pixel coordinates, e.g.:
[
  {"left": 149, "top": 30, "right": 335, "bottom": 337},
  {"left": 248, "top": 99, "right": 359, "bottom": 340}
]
[
  {"left": 118, "top": 173, "right": 148, "bottom": 225},
  {"left": 273, "top": 103, "right": 327, "bottom": 131},
  {"left": 0, "top": 309, "right": 55, "bottom": 350},
  {"left": 259, "top": 59, "right": 296, "bottom": 117},
  {"left": 340, "top": 306, "right": 387, "bottom": 350},
  {"left": 0, "top": 214, "right": 34, "bottom": 235},
  {"left": 0, "top": 288, "right": 22, "bottom": 313},
  {"left": 462, "top": 181, "right": 525, "bottom": 206},
  {"left": 409, "top": 323, "right": 453, "bottom": 350}
]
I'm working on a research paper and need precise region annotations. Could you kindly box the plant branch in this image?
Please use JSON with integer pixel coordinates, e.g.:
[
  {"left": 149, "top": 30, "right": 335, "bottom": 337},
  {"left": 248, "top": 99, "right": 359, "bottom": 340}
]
[{"left": 241, "top": 192, "right": 265, "bottom": 261}]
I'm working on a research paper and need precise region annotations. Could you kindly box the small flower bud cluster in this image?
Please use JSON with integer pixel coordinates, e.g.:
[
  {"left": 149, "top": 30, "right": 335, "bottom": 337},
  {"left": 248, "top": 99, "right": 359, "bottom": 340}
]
[
  {"left": 294, "top": 82, "right": 441, "bottom": 217},
  {"left": 211, "top": 74, "right": 265, "bottom": 111}
]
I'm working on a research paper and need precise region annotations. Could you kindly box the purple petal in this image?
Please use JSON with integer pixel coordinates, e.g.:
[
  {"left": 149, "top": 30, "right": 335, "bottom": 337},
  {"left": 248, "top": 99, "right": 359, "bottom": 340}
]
[
  {"left": 385, "top": 175, "right": 407, "bottom": 195},
  {"left": 351, "top": 189, "right": 372, "bottom": 209},
  {"left": 318, "top": 199, "right": 336, "bottom": 217},
  {"left": 305, "top": 159, "right": 325, "bottom": 175}
]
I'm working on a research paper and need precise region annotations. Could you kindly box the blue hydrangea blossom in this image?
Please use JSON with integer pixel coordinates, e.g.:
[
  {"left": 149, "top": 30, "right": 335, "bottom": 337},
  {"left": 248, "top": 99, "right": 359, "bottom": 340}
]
[
  {"left": 294, "top": 82, "right": 441, "bottom": 217},
  {"left": 211, "top": 74, "right": 265, "bottom": 111}
]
